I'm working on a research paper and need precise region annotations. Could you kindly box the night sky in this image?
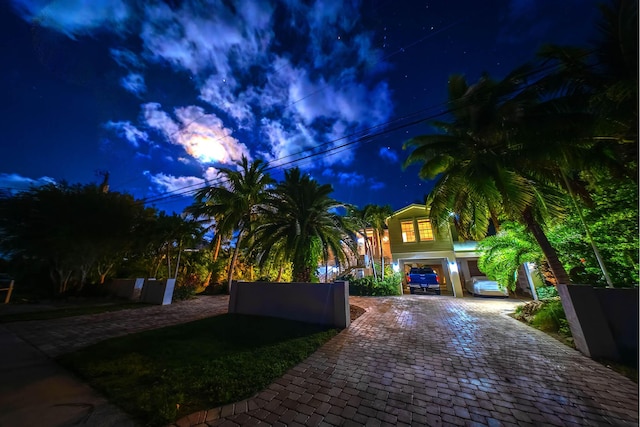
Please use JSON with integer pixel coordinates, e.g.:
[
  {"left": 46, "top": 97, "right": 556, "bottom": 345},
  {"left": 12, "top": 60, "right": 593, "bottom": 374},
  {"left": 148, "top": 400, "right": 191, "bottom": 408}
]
[{"left": 1, "top": 0, "right": 603, "bottom": 214}]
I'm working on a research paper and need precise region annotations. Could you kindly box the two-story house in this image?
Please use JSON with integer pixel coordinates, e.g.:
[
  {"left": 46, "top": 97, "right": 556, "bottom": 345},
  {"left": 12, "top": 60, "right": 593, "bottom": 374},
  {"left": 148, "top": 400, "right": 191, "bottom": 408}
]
[{"left": 387, "top": 204, "right": 484, "bottom": 298}]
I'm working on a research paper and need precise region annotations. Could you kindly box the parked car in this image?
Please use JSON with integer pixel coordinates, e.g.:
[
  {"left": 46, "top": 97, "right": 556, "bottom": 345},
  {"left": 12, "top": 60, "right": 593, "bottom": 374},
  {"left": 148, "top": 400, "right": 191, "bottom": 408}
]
[
  {"left": 465, "top": 276, "right": 508, "bottom": 297},
  {"left": 406, "top": 267, "right": 440, "bottom": 294}
]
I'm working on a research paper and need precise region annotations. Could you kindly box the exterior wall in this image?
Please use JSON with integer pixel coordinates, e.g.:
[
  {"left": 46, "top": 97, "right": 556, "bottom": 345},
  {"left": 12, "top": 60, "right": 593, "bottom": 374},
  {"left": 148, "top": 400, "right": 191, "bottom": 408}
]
[
  {"left": 229, "top": 281, "right": 350, "bottom": 328},
  {"left": 387, "top": 205, "right": 454, "bottom": 259},
  {"left": 387, "top": 205, "right": 463, "bottom": 297}
]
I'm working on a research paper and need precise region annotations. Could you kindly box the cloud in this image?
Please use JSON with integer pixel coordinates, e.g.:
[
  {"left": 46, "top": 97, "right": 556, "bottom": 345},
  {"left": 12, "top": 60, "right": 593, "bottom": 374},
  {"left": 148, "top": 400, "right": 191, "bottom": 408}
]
[
  {"left": 378, "top": 147, "right": 399, "bottom": 163},
  {"left": 11, "top": 0, "right": 131, "bottom": 38},
  {"left": 110, "top": 48, "right": 143, "bottom": 69},
  {"left": 120, "top": 73, "right": 146, "bottom": 96},
  {"left": 144, "top": 171, "right": 205, "bottom": 194},
  {"left": 199, "top": 75, "right": 254, "bottom": 125},
  {"left": 104, "top": 121, "right": 148, "bottom": 148},
  {"left": 12, "top": 0, "right": 396, "bottom": 179},
  {"left": 369, "top": 180, "right": 385, "bottom": 191},
  {"left": 140, "top": 0, "right": 273, "bottom": 75},
  {"left": 259, "top": 118, "right": 318, "bottom": 168},
  {"left": 142, "top": 103, "right": 250, "bottom": 164},
  {"left": 322, "top": 169, "right": 384, "bottom": 190},
  {"left": 0, "top": 173, "right": 56, "bottom": 194},
  {"left": 336, "top": 171, "right": 366, "bottom": 187}
]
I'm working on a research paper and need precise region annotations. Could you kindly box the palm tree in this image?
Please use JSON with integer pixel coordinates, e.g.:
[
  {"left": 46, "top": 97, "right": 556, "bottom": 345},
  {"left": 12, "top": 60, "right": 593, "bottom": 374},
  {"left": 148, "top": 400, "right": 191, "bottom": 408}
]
[
  {"left": 366, "top": 204, "right": 393, "bottom": 279},
  {"left": 252, "top": 168, "right": 355, "bottom": 282},
  {"left": 191, "top": 156, "right": 273, "bottom": 292},
  {"left": 345, "top": 205, "right": 378, "bottom": 280},
  {"left": 404, "top": 69, "right": 572, "bottom": 285}
]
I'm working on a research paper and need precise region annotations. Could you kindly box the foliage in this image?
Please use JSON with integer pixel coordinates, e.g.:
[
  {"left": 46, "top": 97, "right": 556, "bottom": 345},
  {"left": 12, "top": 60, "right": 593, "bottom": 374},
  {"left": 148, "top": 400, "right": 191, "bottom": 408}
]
[
  {"left": 530, "top": 299, "right": 571, "bottom": 335},
  {"left": 546, "top": 176, "right": 639, "bottom": 286},
  {"left": 251, "top": 168, "right": 355, "bottom": 282},
  {"left": 477, "top": 222, "right": 545, "bottom": 291},
  {"left": 514, "top": 298, "right": 571, "bottom": 336},
  {"left": 0, "top": 183, "right": 150, "bottom": 294},
  {"left": 189, "top": 156, "right": 274, "bottom": 291},
  {"left": 403, "top": 68, "right": 572, "bottom": 285},
  {"left": 536, "top": 286, "right": 559, "bottom": 300},
  {"left": 58, "top": 314, "right": 339, "bottom": 426},
  {"left": 346, "top": 272, "right": 401, "bottom": 296}
]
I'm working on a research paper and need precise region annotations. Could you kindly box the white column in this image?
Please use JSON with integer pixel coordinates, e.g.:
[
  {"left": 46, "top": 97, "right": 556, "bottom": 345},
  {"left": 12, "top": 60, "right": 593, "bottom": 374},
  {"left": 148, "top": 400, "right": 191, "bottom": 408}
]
[{"left": 447, "top": 258, "right": 464, "bottom": 298}]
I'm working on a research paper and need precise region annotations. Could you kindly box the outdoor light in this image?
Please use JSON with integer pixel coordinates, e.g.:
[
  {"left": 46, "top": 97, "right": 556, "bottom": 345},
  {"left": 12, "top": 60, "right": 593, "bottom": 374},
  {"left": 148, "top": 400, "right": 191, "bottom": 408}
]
[
  {"left": 449, "top": 261, "right": 458, "bottom": 273},
  {"left": 392, "top": 263, "right": 400, "bottom": 273}
]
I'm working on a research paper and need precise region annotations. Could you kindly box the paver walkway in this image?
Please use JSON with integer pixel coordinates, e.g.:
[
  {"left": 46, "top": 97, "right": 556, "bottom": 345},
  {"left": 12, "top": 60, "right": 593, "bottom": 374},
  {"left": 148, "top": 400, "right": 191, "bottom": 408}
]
[
  {"left": 3, "top": 295, "right": 229, "bottom": 357},
  {"left": 2, "top": 295, "right": 638, "bottom": 427}
]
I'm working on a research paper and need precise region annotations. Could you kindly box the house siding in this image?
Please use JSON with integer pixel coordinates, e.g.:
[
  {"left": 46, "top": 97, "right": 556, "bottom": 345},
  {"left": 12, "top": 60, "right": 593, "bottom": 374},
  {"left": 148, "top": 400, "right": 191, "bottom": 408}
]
[{"left": 388, "top": 205, "right": 454, "bottom": 258}]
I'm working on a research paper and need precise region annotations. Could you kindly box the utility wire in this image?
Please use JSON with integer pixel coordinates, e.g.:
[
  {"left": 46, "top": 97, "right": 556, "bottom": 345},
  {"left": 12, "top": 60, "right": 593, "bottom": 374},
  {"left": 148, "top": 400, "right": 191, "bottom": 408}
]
[{"left": 141, "top": 53, "right": 597, "bottom": 206}]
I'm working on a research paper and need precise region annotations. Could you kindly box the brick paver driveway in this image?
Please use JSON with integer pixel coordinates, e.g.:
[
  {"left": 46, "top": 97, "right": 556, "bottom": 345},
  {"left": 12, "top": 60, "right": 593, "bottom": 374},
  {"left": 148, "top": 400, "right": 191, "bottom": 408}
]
[
  {"left": 186, "top": 295, "right": 638, "bottom": 427},
  {"left": 5, "top": 295, "right": 637, "bottom": 426}
]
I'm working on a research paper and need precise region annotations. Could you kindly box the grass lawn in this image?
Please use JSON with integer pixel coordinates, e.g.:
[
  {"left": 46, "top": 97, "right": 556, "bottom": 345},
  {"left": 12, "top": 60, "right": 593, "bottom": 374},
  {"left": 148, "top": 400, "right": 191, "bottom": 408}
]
[
  {"left": 57, "top": 313, "right": 339, "bottom": 426},
  {"left": 0, "top": 301, "right": 151, "bottom": 323}
]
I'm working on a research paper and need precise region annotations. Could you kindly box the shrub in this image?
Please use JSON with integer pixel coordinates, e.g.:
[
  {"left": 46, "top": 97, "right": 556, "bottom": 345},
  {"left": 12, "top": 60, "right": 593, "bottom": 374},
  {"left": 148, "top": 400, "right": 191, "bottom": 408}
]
[
  {"left": 346, "top": 273, "right": 401, "bottom": 296},
  {"left": 530, "top": 298, "right": 569, "bottom": 334},
  {"left": 536, "top": 286, "right": 558, "bottom": 300},
  {"left": 172, "top": 274, "right": 205, "bottom": 301}
]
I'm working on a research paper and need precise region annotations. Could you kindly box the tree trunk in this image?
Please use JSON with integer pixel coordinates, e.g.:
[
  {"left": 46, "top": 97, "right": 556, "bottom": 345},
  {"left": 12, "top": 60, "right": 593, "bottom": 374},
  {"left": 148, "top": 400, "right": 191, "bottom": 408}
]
[
  {"left": 522, "top": 207, "right": 571, "bottom": 286},
  {"left": 362, "top": 231, "right": 377, "bottom": 281},
  {"left": 174, "top": 239, "right": 183, "bottom": 280},
  {"left": 276, "top": 264, "right": 284, "bottom": 282},
  {"left": 226, "top": 232, "right": 243, "bottom": 293},
  {"left": 490, "top": 210, "right": 501, "bottom": 232},
  {"left": 213, "top": 234, "right": 222, "bottom": 261},
  {"left": 376, "top": 230, "right": 384, "bottom": 280},
  {"left": 166, "top": 243, "right": 172, "bottom": 278}
]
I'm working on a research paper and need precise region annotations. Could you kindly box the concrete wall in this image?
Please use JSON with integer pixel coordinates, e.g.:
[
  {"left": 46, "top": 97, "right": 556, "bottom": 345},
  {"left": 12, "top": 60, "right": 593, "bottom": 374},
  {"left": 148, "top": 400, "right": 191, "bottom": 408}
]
[
  {"left": 595, "top": 288, "right": 638, "bottom": 364},
  {"left": 558, "top": 284, "right": 638, "bottom": 363},
  {"left": 108, "top": 278, "right": 143, "bottom": 299},
  {"left": 109, "top": 278, "right": 173, "bottom": 304},
  {"left": 228, "top": 281, "right": 350, "bottom": 328},
  {"left": 140, "top": 279, "right": 176, "bottom": 305}
]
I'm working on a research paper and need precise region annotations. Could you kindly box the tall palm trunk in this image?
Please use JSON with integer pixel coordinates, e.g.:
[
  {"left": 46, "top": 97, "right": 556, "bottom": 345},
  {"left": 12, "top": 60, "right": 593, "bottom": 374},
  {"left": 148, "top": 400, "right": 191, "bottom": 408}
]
[
  {"left": 522, "top": 207, "right": 571, "bottom": 286},
  {"left": 362, "top": 231, "right": 377, "bottom": 280},
  {"left": 376, "top": 230, "right": 384, "bottom": 280},
  {"left": 227, "top": 232, "right": 244, "bottom": 293},
  {"left": 213, "top": 234, "right": 222, "bottom": 261}
]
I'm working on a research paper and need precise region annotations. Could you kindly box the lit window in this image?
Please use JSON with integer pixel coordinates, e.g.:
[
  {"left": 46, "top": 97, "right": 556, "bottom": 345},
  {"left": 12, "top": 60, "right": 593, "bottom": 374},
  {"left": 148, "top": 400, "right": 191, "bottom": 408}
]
[
  {"left": 401, "top": 221, "right": 416, "bottom": 242},
  {"left": 417, "top": 219, "right": 434, "bottom": 241}
]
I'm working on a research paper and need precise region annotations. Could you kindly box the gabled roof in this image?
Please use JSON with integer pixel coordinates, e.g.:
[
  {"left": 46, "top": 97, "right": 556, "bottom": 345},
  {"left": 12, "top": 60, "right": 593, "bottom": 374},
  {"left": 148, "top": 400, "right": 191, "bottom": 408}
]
[{"left": 387, "top": 204, "right": 429, "bottom": 219}]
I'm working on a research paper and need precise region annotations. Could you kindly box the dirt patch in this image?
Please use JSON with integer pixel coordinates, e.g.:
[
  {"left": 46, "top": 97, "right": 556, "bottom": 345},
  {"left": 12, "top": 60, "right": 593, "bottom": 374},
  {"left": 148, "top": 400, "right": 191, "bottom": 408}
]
[{"left": 350, "top": 304, "right": 365, "bottom": 322}]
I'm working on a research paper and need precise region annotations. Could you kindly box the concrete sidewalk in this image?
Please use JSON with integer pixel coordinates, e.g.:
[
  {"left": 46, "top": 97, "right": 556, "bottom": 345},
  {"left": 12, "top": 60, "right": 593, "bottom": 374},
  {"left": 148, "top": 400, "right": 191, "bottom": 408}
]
[
  {"left": 0, "top": 326, "right": 135, "bottom": 427},
  {"left": 0, "top": 295, "right": 229, "bottom": 427}
]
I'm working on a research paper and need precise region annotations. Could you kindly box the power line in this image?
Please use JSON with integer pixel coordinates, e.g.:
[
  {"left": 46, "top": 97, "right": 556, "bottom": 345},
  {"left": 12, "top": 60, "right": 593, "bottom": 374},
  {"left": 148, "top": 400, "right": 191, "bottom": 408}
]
[{"left": 141, "top": 53, "right": 593, "bottom": 207}]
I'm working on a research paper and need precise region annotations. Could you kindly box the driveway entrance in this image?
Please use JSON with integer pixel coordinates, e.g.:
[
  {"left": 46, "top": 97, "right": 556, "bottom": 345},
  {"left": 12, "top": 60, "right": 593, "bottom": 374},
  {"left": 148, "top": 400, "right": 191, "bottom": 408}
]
[{"left": 196, "top": 295, "right": 638, "bottom": 426}]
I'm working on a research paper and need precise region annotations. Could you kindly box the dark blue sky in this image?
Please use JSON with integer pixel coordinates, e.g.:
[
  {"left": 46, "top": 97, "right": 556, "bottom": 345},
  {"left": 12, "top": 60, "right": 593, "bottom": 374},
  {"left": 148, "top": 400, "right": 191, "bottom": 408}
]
[{"left": 1, "top": 0, "right": 602, "bottom": 213}]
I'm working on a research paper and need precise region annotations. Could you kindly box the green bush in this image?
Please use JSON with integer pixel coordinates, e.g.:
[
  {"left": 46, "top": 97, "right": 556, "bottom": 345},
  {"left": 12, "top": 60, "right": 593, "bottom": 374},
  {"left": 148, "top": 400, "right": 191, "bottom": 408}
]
[
  {"left": 531, "top": 298, "right": 567, "bottom": 333},
  {"left": 536, "top": 286, "right": 558, "bottom": 300},
  {"left": 346, "top": 273, "right": 401, "bottom": 296}
]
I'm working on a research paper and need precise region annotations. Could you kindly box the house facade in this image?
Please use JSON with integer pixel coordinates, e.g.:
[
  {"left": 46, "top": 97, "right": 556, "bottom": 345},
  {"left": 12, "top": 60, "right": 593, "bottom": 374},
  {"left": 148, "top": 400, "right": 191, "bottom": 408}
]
[{"left": 386, "top": 204, "right": 485, "bottom": 298}]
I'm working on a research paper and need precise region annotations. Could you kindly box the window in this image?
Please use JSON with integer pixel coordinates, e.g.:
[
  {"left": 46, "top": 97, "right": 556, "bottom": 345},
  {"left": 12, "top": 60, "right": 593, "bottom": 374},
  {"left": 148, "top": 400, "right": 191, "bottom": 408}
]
[
  {"left": 401, "top": 220, "right": 416, "bottom": 242},
  {"left": 417, "top": 219, "right": 434, "bottom": 241}
]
